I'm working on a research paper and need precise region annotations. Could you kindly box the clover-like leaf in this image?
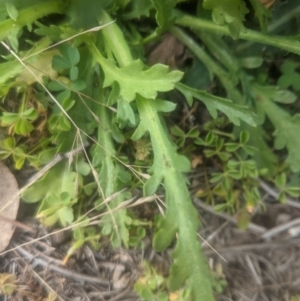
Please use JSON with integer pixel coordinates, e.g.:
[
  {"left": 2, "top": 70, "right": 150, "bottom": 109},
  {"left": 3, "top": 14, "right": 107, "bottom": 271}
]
[
  {"left": 70, "top": 66, "right": 78, "bottom": 81},
  {"left": 67, "top": 46, "right": 80, "bottom": 66},
  {"left": 278, "top": 61, "right": 300, "bottom": 91},
  {"left": 71, "top": 79, "right": 86, "bottom": 91},
  {"left": 275, "top": 173, "right": 286, "bottom": 188},
  {"left": 58, "top": 206, "right": 74, "bottom": 226},
  {"left": 76, "top": 159, "right": 91, "bottom": 176},
  {"left": 6, "top": 3, "right": 18, "bottom": 21},
  {"left": 47, "top": 80, "right": 66, "bottom": 91},
  {"left": 52, "top": 54, "right": 70, "bottom": 71},
  {"left": 1, "top": 108, "right": 38, "bottom": 135},
  {"left": 171, "top": 125, "right": 185, "bottom": 137}
]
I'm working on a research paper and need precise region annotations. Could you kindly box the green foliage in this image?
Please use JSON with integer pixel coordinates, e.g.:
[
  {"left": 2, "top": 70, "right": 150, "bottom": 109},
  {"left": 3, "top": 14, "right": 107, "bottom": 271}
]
[
  {"left": 195, "top": 126, "right": 263, "bottom": 216},
  {"left": 134, "top": 261, "right": 191, "bottom": 301},
  {"left": 0, "top": 137, "right": 27, "bottom": 169},
  {"left": 66, "top": 0, "right": 112, "bottom": 29},
  {"left": 50, "top": 45, "right": 86, "bottom": 91},
  {"left": 123, "top": 0, "right": 152, "bottom": 19},
  {"left": 0, "top": 0, "right": 66, "bottom": 42},
  {"left": 150, "top": 0, "right": 177, "bottom": 34},
  {"left": 22, "top": 162, "right": 79, "bottom": 226},
  {"left": 91, "top": 45, "right": 183, "bottom": 102},
  {"left": 5, "top": 2, "right": 18, "bottom": 21},
  {"left": 171, "top": 125, "right": 199, "bottom": 148},
  {"left": 210, "top": 263, "right": 228, "bottom": 294},
  {"left": 278, "top": 61, "right": 300, "bottom": 91},
  {"left": 1, "top": 108, "right": 37, "bottom": 135},
  {"left": 0, "top": 273, "right": 17, "bottom": 295},
  {"left": 252, "top": 83, "right": 300, "bottom": 172},
  {"left": 274, "top": 173, "right": 300, "bottom": 203},
  {"left": 64, "top": 220, "right": 101, "bottom": 264},
  {"left": 247, "top": 0, "right": 271, "bottom": 33},
  {"left": 1, "top": 0, "right": 300, "bottom": 300},
  {"left": 203, "top": 0, "right": 249, "bottom": 38},
  {"left": 176, "top": 83, "right": 257, "bottom": 126}
]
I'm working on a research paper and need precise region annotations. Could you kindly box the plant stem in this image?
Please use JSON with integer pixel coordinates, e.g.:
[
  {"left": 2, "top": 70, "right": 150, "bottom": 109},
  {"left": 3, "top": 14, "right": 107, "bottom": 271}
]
[
  {"left": 170, "top": 26, "right": 244, "bottom": 105},
  {"left": 97, "top": 12, "right": 215, "bottom": 301},
  {"left": 211, "top": 129, "right": 235, "bottom": 139},
  {"left": 171, "top": 26, "right": 277, "bottom": 174},
  {"left": 175, "top": 11, "right": 300, "bottom": 56},
  {"left": 236, "top": 3, "right": 300, "bottom": 53},
  {"left": 197, "top": 32, "right": 240, "bottom": 73},
  {"left": 99, "top": 10, "right": 133, "bottom": 67}
]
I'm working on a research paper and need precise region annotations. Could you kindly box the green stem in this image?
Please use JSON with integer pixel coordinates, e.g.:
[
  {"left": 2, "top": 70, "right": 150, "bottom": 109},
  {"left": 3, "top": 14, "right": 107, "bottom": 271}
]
[
  {"left": 236, "top": 3, "right": 300, "bottom": 53},
  {"left": 0, "top": 1, "right": 66, "bottom": 42},
  {"left": 135, "top": 95, "right": 214, "bottom": 300},
  {"left": 170, "top": 26, "right": 244, "bottom": 104},
  {"left": 20, "top": 91, "right": 27, "bottom": 112},
  {"left": 98, "top": 11, "right": 214, "bottom": 301},
  {"left": 98, "top": 10, "right": 133, "bottom": 67},
  {"left": 211, "top": 129, "right": 235, "bottom": 139},
  {"left": 89, "top": 50, "right": 129, "bottom": 247},
  {"left": 175, "top": 11, "right": 300, "bottom": 56},
  {"left": 196, "top": 31, "right": 240, "bottom": 73},
  {"left": 171, "top": 26, "right": 277, "bottom": 174}
]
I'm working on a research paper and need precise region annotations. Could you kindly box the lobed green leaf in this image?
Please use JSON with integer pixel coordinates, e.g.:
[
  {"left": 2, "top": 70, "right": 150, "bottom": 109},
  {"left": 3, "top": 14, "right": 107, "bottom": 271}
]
[
  {"left": 176, "top": 83, "right": 257, "bottom": 126},
  {"left": 90, "top": 44, "right": 183, "bottom": 102}
]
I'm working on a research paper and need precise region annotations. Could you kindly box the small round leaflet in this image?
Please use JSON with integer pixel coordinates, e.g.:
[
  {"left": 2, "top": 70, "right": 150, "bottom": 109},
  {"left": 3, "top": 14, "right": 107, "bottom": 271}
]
[{"left": 0, "top": 161, "right": 20, "bottom": 252}]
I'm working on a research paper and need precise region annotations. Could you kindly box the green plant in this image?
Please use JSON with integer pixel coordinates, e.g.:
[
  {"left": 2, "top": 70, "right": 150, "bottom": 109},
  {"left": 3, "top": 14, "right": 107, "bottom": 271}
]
[
  {"left": 278, "top": 61, "right": 300, "bottom": 92},
  {"left": 274, "top": 173, "right": 300, "bottom": 203},
  {"left": 210, "top": 263, "right": 228, "bottom": 295},
  {"left": 0, "top": 136, "right": 28, "bottom": 169},
  {"left": 194, "top": 126, "right": 264, "bottom": 222},
  {"left": 1, "top": 0, "right": 300, "bottom": 300},
  {"left": 134, "top": 261, "right": 191, "bottom": 301},
  {"left": 0, "top": 273, "right": 17, "bottom": 295}
]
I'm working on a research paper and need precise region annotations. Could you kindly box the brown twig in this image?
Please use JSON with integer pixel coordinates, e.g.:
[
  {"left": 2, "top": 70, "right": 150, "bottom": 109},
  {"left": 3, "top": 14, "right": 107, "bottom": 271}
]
[
  {"left": 259, "top": 179, "right": 300, "bottom": 209},
  {"left": 193, "top": 197, "right": 267, "bottom": 234},
  {"left": 0, "top": 215, "right": 36, "bottom": 234},
  {"left": 203, "top": 238, "right": 300, "bottom": 255},
  {"left": 13, "top": 243, "right": 110, "bottom": 286}
]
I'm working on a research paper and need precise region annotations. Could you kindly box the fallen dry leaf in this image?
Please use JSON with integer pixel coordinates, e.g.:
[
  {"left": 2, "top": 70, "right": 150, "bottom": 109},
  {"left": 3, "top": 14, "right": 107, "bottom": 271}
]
[
  {"left": 147, "top": 34, "right": 186, "bottom": 69},
  {"left": 191, "top": 154, "right": 203, "bottom": 169},
  {"left": 259, "top": 0, "right": 276, "bottom": 9},
  {"left": 0, "top": 161, "right": 20, "bottom": 252}
]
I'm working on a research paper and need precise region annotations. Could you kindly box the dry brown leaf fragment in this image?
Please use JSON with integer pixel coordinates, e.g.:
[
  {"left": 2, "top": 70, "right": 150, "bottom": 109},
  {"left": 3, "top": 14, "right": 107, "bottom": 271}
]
[
  {"left": 0, "top": 161, "right": 20, "bottom": 252},
  {"left": 259, "top": 0, "right": 276, "bottom": 9},
  {"left": 147, "top": 34, "right": 186, "bottom": 69},
  {"left": 191, "top": 154, "right": 203, "bottom": 169}
]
